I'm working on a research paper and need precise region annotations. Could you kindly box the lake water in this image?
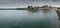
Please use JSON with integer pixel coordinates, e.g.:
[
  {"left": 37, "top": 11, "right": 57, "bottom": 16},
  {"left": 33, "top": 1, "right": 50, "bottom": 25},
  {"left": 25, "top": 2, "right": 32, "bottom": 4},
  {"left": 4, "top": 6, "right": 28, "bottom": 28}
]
[{"left": 0, "top": 10, "right": 59, "bottom": 28}]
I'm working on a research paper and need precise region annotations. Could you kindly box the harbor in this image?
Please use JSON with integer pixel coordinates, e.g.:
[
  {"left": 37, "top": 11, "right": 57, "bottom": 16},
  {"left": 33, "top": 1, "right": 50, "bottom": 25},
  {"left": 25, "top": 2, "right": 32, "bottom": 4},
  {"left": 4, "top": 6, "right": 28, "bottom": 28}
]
[
  {"left": 0, "top": 6, "right": 59, "bottom": 28},
  {"left": 0, "top": 0, "right": 60, "bottom": 28},
  {"left": 27, "top": 5, "right": 60, "bottom": 20}
]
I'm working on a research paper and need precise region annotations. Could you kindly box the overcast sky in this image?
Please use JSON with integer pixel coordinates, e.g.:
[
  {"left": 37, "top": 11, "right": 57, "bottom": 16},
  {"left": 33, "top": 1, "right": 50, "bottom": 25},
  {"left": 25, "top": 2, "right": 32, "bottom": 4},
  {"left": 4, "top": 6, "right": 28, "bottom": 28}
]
[{"left": 0, "top": 0, "right": 60, "bottom": 8}]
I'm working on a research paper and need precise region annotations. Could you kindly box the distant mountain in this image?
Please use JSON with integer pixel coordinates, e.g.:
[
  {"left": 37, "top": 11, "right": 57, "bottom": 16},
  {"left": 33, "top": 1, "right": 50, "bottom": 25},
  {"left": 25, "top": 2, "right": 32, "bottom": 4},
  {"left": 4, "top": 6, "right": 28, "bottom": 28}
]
[
  {"left": 0, "top": 8, "right": 27, "bottom": 10},
  {"left": 0, "top": 8, "right": 17, "bottom": 10}
]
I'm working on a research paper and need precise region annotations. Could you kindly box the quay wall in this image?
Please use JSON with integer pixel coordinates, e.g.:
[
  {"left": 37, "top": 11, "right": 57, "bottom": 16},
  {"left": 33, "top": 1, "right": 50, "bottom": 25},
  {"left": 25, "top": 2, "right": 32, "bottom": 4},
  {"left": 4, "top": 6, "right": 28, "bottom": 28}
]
[{"left": 56, "top": 9, "right": 60, "bottom": 20}]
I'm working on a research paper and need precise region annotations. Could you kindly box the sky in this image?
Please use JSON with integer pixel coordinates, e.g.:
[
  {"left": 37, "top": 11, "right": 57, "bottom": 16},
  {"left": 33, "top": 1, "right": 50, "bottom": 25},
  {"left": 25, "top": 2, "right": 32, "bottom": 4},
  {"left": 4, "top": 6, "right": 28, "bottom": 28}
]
[{"left": 0, "top": 0, "right": 60, "bottom": 8}]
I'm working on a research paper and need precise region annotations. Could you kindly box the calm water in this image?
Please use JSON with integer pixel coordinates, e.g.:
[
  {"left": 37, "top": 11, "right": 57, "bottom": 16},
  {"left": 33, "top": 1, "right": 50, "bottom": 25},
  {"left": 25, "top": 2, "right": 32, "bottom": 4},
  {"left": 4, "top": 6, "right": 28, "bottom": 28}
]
[{"left": 0, "top": 10, "right": 59, "bottom": 28}]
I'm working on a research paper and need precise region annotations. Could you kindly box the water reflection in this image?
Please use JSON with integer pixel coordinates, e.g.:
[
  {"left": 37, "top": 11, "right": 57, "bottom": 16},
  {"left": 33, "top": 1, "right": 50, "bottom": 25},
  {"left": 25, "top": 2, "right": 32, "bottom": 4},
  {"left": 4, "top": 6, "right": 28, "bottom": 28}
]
[
  {"left": 27, "top": 10, "right": 58, "bottom": 28},
  {"left": 0, "top": 10, "right": 59, "bottom": 28}
]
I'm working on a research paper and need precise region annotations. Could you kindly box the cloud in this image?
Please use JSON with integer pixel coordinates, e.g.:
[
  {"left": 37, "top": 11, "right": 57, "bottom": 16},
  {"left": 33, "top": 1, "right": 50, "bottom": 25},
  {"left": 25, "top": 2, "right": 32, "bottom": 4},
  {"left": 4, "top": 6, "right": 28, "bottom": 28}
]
[{"left": 0, "top": 0, "right": 60, "bottom": 7}]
